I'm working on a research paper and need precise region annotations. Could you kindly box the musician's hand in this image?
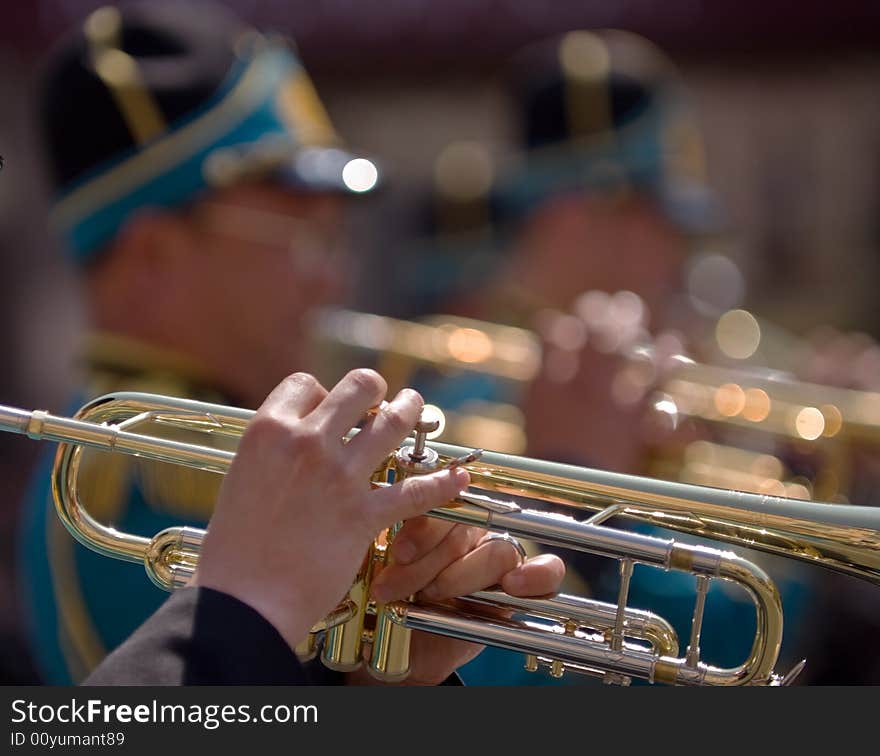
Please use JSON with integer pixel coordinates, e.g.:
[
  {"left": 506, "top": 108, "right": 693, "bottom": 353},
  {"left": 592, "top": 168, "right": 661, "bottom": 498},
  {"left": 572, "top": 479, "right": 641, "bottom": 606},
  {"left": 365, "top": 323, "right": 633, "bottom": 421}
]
[
  {"left": 801, "top": 325, "right": 880, "bottom": 391},
  {"left": 349, "top": 518, "right": 565, "bottom": 685},
  {"left": 194, "top": 369, "right": 469, "bottom": 651},
  {"left": 524, "top": 295, "right": 645, "bottom": 472}
]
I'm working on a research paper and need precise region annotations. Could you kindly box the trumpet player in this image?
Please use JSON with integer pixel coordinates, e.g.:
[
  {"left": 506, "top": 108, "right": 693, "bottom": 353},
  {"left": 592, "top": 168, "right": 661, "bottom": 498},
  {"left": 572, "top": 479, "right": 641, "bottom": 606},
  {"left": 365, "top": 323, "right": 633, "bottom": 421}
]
[
  {"left": 414, "top": 30, "right": 770, "bottom": 684},
  {"left": 20, "top": 1, "right": 565, "bottom": 684},
  {"left": 83, "top": 369, "right": 565, "bottom": 685},
  {"left": 20, "top": 0, "right": 397, "bottom": 683}
]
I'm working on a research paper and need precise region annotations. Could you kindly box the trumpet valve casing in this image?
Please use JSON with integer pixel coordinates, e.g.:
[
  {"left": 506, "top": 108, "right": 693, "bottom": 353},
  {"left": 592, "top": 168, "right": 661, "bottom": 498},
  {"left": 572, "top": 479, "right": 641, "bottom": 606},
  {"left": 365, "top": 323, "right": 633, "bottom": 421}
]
[
  {"left": 321, "top": 547, "right": 374, "bottom": 672},
  {"left": 367, "top": 427, "right": 442, "bottom": 681}
]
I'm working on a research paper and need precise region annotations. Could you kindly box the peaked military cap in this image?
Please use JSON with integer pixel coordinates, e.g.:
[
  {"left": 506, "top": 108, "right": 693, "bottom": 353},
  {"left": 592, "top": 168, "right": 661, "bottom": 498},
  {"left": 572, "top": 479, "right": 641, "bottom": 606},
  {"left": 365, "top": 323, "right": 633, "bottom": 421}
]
[
  {"left": 491, "top": 29, "right": 719, "bottom": 234},
  {"left": 39, "top": 1, "right": 379, "bottom": 263}
]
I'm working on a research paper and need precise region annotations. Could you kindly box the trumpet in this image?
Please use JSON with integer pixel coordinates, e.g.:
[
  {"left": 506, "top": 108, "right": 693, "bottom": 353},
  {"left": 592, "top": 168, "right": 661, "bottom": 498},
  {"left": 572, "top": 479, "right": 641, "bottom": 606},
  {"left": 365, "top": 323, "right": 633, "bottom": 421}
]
[
  {"left": 658, "top": 360, "right": 880, "bottom": 445},
  {"left": 309, "top": 307, "right": 540, "bottom": 453},
  {"left": 5, "top": 392, "right": 880, "bottom": 686},
  {"left": 652, "top": 359, "right": 880, "bottom": 501},
  {"left": 312, "top": 305, "right": 880, "bottom": 499},
  {"left": 310, "top": 307, "right": 542, "bottom": 385}
]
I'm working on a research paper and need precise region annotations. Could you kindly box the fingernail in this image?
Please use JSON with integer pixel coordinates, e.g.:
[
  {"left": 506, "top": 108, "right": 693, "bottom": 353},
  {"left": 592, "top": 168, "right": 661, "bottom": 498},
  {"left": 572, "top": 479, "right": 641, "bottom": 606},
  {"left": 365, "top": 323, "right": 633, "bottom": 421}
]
[
  {"left": 392, "top": 538, "right": 416, "bottom": 564},
  {"left": 452, "top": 468, "right": 469, "bottom": 488},
  {"left": 396, "top": 387, "right": 422, "bottom": 404}
]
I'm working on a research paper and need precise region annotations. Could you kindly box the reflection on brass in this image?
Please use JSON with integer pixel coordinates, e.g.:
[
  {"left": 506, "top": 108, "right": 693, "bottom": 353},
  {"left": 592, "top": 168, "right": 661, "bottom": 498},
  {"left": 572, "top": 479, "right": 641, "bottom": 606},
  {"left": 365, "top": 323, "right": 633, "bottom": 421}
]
[
  {"left": 715, "top": 309, "right": 761, "bottom": 360},
  {"left": 309, "top": 308, "right": 540, "bottom": 453},
  {"left": 660, "top": 361, "right": 880, "bottom": 446},
  {"left": 657, "top": 359, "right": 880, "bottom": 501},
  {"left": 714, "top": 383, "right": 746, "bottom": 417},
  {"left": 9, "top": 391, "right": 880, "bottom": 685},
  {"left": 314, "top": 306, "right": 880, "bottom": 513},
  {"left": 742, "top": 388, "right": 771, "bottom": 423},
  {"left": 311, "top": 308, "right": 541, "bottom": 385}
]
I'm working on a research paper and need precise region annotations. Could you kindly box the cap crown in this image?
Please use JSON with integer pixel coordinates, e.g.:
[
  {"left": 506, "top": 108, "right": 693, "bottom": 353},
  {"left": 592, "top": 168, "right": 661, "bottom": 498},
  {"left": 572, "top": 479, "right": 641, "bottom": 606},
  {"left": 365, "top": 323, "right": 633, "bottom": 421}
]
[{"left": 39, "top": 2, "right": 341, "bottom": 262}]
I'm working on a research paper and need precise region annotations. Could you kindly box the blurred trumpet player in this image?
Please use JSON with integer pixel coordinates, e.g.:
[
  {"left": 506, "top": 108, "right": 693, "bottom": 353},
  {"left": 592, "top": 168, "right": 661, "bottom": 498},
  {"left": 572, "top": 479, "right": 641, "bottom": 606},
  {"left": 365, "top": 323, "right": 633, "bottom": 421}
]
[
  {"left": 415, "top": 29, "right": 718, "bottom": 471},
  {"left": 412, "top": 30, "right": 818, "bottom": 684},
  {"left": 769, "top": 328, "right": 880, "bottom": 684},
  {"left": 19, "top": 0, "right": 388, "bottom": 684}
]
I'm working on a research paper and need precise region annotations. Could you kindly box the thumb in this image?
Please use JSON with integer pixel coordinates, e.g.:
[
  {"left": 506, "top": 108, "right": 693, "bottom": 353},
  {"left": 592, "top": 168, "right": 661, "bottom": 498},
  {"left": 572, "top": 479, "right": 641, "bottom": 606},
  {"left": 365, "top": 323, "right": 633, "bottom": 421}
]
[{"left": 369, "top": 468, "right": 470, "bottom": 530}]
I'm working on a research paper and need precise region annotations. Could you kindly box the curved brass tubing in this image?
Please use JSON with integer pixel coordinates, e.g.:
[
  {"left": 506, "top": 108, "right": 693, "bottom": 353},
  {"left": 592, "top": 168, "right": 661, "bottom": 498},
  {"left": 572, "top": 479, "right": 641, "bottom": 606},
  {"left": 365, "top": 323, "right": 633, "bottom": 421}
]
[{"left": 6, "top": 391, "right": 880, "bottom": 684}]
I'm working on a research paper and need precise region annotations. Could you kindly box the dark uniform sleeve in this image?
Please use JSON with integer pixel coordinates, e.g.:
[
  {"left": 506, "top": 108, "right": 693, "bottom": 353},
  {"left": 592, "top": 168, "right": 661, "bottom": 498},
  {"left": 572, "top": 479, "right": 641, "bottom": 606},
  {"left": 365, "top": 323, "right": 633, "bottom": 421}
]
[
  {"left": 83, "top": 587, "right": 463, "bottom": 686},
  {"left": 83, "top": 587, "right": 344, "bottom": 685}
]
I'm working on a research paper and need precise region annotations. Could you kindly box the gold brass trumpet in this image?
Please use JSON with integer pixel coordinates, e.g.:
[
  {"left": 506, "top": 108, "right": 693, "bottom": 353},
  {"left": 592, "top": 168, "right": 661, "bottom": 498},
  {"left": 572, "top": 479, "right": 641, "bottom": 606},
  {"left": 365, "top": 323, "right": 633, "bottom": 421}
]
[
  {"left": 309, "top": 308, "right": 540, "bottom": 453},
  {"left": 312, "top": 306, "right": 880, "bottom": 498},
  {"left": 658, "top": 360, "right": 880, "bottom": 446},
  {"left": 5, "top": 392, "right": 880, "bottom": 686},
  {"left": 653, "top": 359, "right": 880, "bottom": 501},
  {"left": 310, "top": 307, "right": 541, "bottom": 385}
]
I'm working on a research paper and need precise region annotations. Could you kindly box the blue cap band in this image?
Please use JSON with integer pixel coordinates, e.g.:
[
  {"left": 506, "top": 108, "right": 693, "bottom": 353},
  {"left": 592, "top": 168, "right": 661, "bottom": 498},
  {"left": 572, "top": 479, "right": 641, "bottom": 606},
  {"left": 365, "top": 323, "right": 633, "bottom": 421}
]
[
  {"left": 492, "top": 100, "right": 718, "bottom": 233},
  {"left": 50, "top": 40, "right": 322, "bottom": 263}
]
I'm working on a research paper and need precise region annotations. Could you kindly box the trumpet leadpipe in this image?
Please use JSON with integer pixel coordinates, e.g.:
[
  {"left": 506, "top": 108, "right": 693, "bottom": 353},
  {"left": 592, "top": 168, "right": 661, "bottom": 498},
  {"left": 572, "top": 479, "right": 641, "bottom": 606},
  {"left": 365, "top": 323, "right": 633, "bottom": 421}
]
[
  {"left": 10, "top": 394, "right": 880, "bottom": 585},
  {"left": 416, "top": 438, "right": 880, "bottom": 585}
]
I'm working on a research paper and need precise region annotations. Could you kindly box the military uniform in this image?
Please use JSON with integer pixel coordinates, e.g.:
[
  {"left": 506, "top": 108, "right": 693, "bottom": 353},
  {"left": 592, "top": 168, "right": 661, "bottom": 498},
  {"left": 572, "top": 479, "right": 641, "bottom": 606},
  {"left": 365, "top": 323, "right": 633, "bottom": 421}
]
[
  {"left": 443, "top": 29, "right": 812, "bottom": 686},
  {"left": 20, "top": 1, "right": 378, "bottom": 684},
  {"left": 84, "top": 587, "right": 344, "bottom": 685},
  {"left": 20, "top": 334, "right": 234, "bottom": 683}
]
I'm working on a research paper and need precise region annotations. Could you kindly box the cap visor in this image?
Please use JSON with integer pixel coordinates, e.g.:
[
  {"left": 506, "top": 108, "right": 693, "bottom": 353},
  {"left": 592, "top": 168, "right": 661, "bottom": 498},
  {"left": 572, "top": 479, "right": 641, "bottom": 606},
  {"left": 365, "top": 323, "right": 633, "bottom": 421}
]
[{"left": 274, "top": 146, "right": 381, "bottom": 195}]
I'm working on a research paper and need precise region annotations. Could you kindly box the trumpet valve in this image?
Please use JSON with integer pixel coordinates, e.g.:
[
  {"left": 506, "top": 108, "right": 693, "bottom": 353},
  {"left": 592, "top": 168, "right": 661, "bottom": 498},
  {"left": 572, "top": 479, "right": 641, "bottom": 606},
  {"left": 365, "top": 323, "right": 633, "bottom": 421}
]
[
  {"left": 410, "top": 415, "right": 441, "bottom": 462},
  {"left": 395, "top": 408, "right": 443, "bottom": 471},
  {"left": 547, "top": 620, "right": 579, "bottom": 679},
  {"left": 321, "top": 551, "right": 374, "bottom": 672},
  {"left": 395, "top": 444, "right": 440, "bottom": 474},
  {"left": 524, "top": 655, "right": 539, "bottom": 673},
  {"left": 603, "top": 673, "right": 632, "bottom": 686}
]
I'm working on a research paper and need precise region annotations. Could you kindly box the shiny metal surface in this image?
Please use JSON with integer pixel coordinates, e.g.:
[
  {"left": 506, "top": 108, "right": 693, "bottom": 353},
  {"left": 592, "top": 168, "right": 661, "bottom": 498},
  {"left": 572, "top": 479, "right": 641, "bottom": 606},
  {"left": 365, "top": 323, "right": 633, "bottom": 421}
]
[{"left": 5, "top": 390, "right": 879, "bottom": 684}]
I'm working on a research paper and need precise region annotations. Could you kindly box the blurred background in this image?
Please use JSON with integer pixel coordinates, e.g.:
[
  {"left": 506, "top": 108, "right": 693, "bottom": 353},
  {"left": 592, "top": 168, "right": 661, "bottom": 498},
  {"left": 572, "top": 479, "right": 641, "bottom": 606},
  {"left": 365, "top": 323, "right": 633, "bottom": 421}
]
[{"left": 1, "top": 0, "right": 880, "bottom": 684}]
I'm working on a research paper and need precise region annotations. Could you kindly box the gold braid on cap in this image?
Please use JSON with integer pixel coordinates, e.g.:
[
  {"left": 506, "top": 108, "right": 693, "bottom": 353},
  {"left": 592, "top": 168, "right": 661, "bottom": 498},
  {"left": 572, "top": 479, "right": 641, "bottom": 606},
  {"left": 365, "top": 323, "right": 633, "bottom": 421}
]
[{"left": 84, "top": 6, "right": 167, "bottom": 145}]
